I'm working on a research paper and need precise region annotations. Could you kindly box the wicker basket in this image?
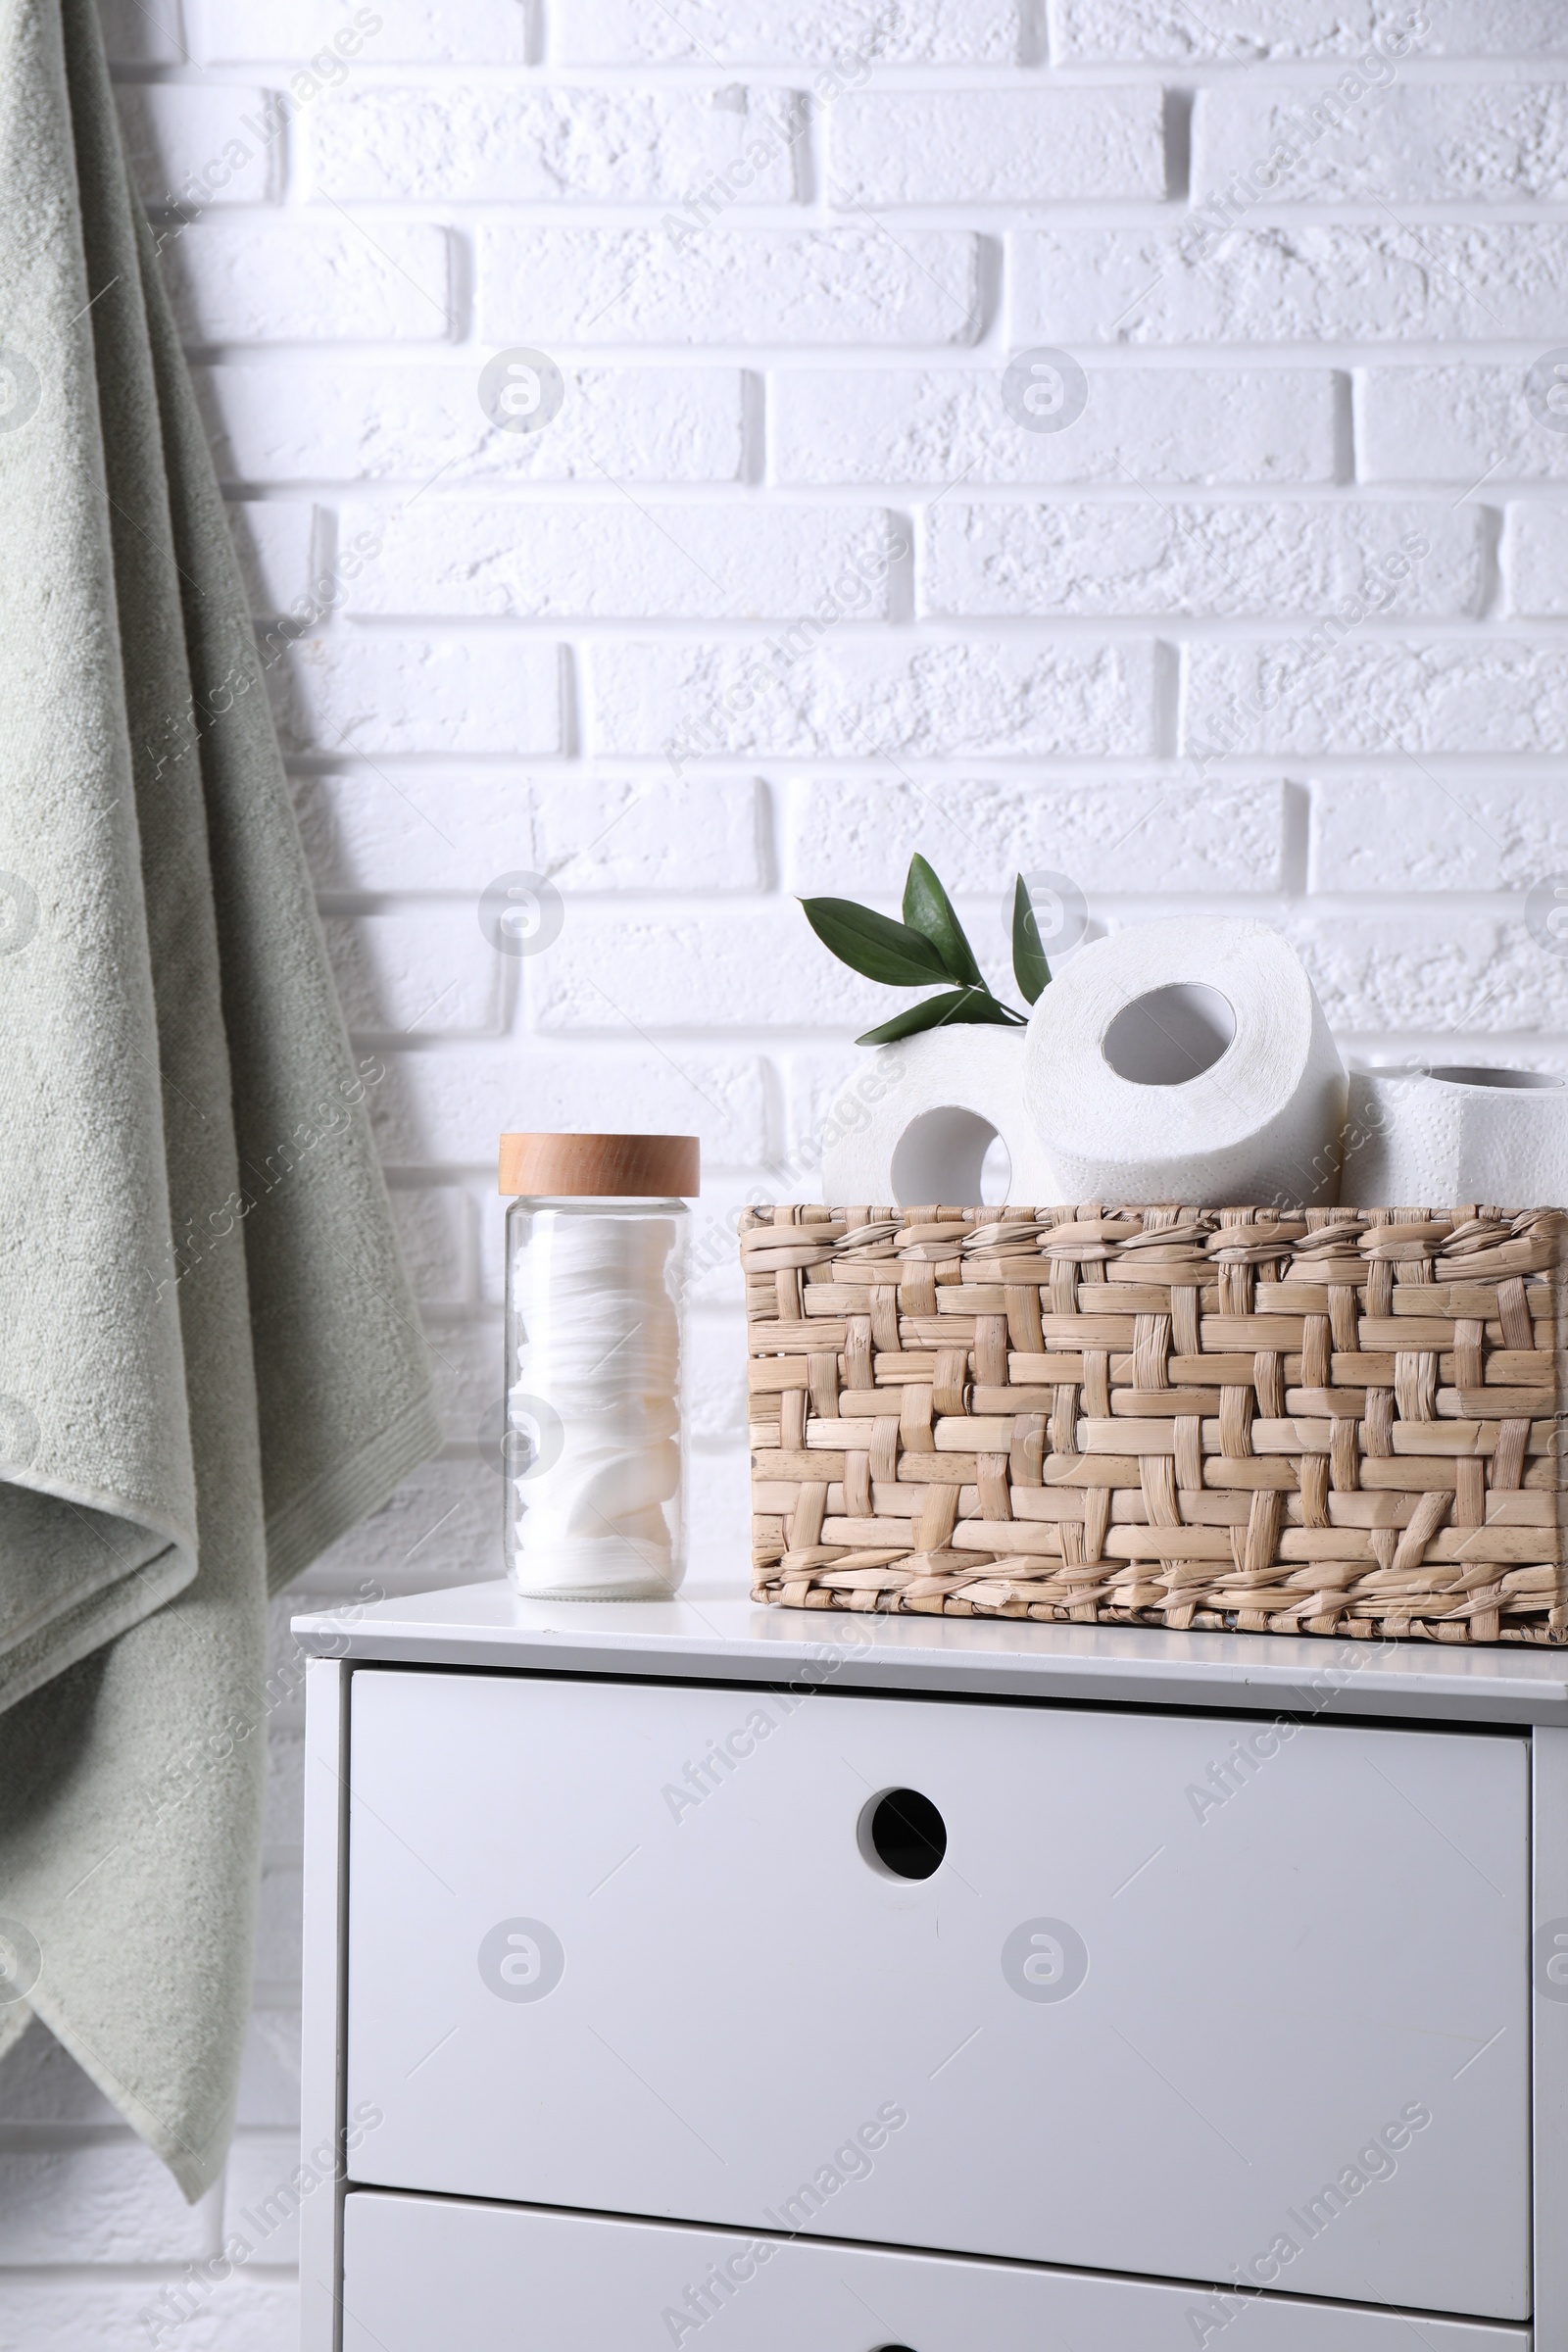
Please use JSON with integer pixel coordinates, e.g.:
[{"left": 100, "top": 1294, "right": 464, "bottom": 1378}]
[{"left": 744, "top": 1204, "right": 1567, "bottom": 1644}]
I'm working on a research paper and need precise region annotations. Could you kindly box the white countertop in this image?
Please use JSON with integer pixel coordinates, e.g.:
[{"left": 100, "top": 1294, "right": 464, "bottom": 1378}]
[{"left": 292, "top": 1577, "right": 1568, "bottom": 1726}]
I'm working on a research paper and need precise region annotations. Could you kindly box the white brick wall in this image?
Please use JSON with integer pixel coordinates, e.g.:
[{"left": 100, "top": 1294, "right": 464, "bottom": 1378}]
[
  {"left": 1191, "top": 82, "right": 1568, "bottom": 202},
  {"left": 1011, "top": 223, "right": 1568, "bottom": 341},
  {"left": 826, "top": 87, "right": 1167, "bottom": 201},
  {"left": 474, "top": 224, "right": 984, "bottom": 343},
  {"left": 195, "top": 361, "right": 750, "bottom": 481},
  {"left": 312, "top": 83, "right": 808, "bottom": 203},
  {"left": 10, "top": 3, "right": 1563, "bottom": 2340},
  {"left": 770, "top": 364, "right": 1341, "bottom": 481},
  {"left": 338, "top": 499, "right": 898, "bottom": 616}
]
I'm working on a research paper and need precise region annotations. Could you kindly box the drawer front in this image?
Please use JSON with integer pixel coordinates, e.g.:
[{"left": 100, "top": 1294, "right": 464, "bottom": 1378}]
[
  {"left": 346, "top": 1670, "right": 1530, "bottom": 2320},
  {"left": 341, "top": 2191, "right": 1529, "bottom": 2352}
]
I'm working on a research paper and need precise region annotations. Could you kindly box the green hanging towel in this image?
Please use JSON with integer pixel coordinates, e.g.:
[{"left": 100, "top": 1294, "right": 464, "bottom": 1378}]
[{"left": 0, "top": 0, "right": 441, "bottom": 2195}]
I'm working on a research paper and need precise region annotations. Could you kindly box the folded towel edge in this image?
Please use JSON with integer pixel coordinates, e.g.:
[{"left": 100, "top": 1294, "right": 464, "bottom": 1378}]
[
  {"left": 264, "top": 1391, "right": 445, "bottom": 1597},
  {"left": 19, "top": 1985, "right": 235, "bottom": 2202},
  {"left": 0, "top": 1537, "right": 191, "bottom": 1719}
]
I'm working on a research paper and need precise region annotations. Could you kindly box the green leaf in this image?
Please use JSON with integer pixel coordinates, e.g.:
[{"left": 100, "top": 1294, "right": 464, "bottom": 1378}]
[
  {"left": 901, "top": 854, "right": 984, "bottom": 988},
  {"left": 1011, "top": 873, "right": 1052, "bottom": 1005},
  {"left": 856, "top": 987, "right": 1018, "bottom": 1046},
  {"left": 800, "top": 896, "right": 951, "bottom": 987}
]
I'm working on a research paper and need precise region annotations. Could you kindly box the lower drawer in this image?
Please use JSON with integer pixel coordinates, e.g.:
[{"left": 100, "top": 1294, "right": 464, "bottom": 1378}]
[{"left": 340, "top": 2192, "right": 1529, "bottom": 2352}]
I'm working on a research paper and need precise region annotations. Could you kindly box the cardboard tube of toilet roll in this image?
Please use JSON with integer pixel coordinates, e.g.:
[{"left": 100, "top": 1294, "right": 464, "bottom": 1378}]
[
  {"left": 1023, "top": 918, "right": 1348, "bottom": 1206},
  {"left": 819, "top": 1028, "right": 1060, "bottom": 1209}
]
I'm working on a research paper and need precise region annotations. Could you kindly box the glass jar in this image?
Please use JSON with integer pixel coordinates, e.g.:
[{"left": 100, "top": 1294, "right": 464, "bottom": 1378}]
[{"left": 500, "top": 1133, "right": 698, "bottom": 1600}]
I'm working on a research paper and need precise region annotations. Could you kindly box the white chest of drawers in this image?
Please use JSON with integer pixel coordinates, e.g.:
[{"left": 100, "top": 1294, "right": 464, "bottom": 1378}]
[{"left": 293, "top": 1583, "right": 1568, "bottom": 2351}]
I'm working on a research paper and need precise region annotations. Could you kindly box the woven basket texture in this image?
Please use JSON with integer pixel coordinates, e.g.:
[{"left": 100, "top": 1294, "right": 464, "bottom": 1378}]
[{"left": 744, "top": 1203, "right": 1567, "bottom": 1644}]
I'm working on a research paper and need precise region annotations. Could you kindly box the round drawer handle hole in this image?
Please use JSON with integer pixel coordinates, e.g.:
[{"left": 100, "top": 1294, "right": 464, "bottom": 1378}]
[{"left": 859, "top": 1788, "right": 946, "bottom": 1882}]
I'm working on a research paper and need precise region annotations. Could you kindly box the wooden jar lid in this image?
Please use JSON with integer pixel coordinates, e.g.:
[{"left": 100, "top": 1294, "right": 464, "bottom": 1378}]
[{"left": 498, "top": 1132, "right": 700, "bottom": 1199}]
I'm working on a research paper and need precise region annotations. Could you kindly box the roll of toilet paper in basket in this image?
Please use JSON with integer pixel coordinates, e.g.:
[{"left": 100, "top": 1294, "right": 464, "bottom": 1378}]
[
  {"left": 1340, "top": 1064, "right": 1568, "bottom": 1207},
  {"left": 1023, "top": 918, "right": 1347, "bottom": 1206},
  {"left": 820, "top": 1027, "right": 1059, "bottom": 1208}
]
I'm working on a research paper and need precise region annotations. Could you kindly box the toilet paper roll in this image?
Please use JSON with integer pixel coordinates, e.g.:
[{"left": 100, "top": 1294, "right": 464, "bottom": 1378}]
[
  {"left": 1023, "top": 918, "right": 1347, "bottom": 1207},
  {"left": 819, "top": 1027, "right": 1060, "bottom": 1209},
  {"left": 1340, "top": 1064, "right": 1568, "bottom": 1208}
]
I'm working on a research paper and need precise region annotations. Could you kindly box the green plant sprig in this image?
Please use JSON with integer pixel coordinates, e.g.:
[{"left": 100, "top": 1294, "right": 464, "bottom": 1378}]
[{"left": 802, "top": 854, "right": 1052, "bottom": 1046}]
